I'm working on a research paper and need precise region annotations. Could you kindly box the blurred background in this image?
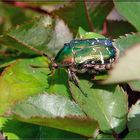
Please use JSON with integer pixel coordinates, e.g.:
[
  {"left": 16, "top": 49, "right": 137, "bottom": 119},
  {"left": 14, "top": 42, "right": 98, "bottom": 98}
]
[{"left": 0, "top": 0, "right": 136, "bottom": 38}]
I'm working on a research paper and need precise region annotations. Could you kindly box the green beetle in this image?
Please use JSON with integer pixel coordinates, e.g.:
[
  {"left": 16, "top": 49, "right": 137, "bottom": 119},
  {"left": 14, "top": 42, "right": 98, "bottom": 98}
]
[
  {"left": 53, "top": 38, "right": 119, "bottom": 78},
  {"left": 32, "top": 38, "right": 119, "bottom": 86}
]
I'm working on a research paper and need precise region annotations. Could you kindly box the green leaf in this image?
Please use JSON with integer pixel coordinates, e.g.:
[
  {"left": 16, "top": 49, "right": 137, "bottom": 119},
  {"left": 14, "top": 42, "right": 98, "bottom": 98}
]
[
  {"left": 12, "top": 93, "right": 98, "bottom": 137},
  {"left": 0, "top": 57, "right": 50, "bottom": 115},
  {"left": 76, "top": 27, "right": 106, "bottom": 39},
  {"left": 13, "top": 93, "right": 85, "bottom": 118},
  {"left": 0, "top": 16, "right": 54, "bottom": 54},
  {"left": 0, "top": 117, "right": 7, "bottom": 129},
  {"left": 1, "top": 119, "right": 41, "bottom": 139},
  {"left": 0, "top": 60, "right": 16, "bottom": 69},
  {"left": 53, "top": 2, "right": 91, "bottom": 34},
  {"left": 48, "top": 68, "right": 72, "bottom": 99},
  {"left": 76, "top": 27, "right": 87, "bottom": 37},
  {"left": 47, "top": 18, "right": 73, "bottom": 55},
  {"left": 89, "top": 0, "right": 113, "bottom": 30},
  {"left": 103, "top": 43, "right": 140, "bottom": 84},
  {"left": 128, "top": 81, "right": 140, "bottom": 92},
  {"left": 124, "top": 130, "right": 140, "bottom": 139},
  {"left": 0, "top": 16, "right": 73, "bottom": 56},
  {"left": 38, "top": 126, "right": 85, "bottom": 139},
  {"left": 114, "top": 1, "right": 140, "bottom": 32},
  {"left": 128, "top": 100, "right": 140, "bottom": 131},
  {"left": 96, "top": 134, "right": 116, "bottom": 140},
  {"left": 0, "top": 2, "right": 40, "bottom": 34},
  {"left": 88, "top": 132, "right": 115, "bottom": 140},
  {"left": 69, "top": 78, "right": 128, "bottom": 133},
  {"left": 1, "top": 117, "right": 84, "bottom": 139},
  {"left": 95, "top": 133, "right": 115, "bottom": 140},
  {"left": 103, "top": 34, "right": 140, "bottom": 83},
  {"left": 106, "top": 21, "right": 137, "bottom": 38},
  {"left": 113, "top": 33, "right": 140, "bottom": 55}
]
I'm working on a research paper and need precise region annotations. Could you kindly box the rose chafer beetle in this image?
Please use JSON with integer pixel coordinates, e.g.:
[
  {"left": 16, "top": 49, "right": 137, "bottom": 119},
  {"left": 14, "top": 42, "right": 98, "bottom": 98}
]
[
  {"left": 52, "top": 38, "right": 119, "bottom": 83},
  {"left": 32, "top": 38, "right": 119, "bottom": 86}
]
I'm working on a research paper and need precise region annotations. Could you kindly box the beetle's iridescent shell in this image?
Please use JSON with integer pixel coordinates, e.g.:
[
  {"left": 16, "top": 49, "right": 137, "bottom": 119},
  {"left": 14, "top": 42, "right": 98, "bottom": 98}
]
[
  {"left": 54, "top": 43, "right": 74, "bottom": 66},
  {"left": 54, "top": 38, "right": 119, "bottom": 73}
]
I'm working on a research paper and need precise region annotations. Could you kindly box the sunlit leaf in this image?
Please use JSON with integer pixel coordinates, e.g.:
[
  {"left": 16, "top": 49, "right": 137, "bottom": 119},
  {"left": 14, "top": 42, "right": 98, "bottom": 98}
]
[
  {"left": 76, "top": 27, "right": 105, "bottom": 39},
  {"left": 103, "top": 43, "right": 140, "bottom": 84},
  {"left": 0, "top": 57, "right": 50, "bottom": 115},
  {"left": 0, "top": 16, "right": 54, "bottom": 54},
  {"left": 12, "top": 93, "right": 98, "bottom": 137},
  {"left": 113, "top": 33, "right": 140, "bottom": 55},
  {"left": 128, "top": 81, "right": 140, "bottom": 92},
  {"left": 69, "top": 78, "right": 128, "bottom": 133}
]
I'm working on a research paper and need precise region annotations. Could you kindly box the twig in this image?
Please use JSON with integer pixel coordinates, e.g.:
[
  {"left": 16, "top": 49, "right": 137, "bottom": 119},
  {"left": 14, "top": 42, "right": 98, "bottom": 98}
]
[{"left": 83, "top": 0, "right": 94, "bottom": 31}]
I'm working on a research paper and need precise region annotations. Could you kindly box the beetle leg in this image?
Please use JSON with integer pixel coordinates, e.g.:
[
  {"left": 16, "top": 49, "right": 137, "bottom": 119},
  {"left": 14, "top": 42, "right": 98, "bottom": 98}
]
[
  {"left": 68, "top": 68, "right": 87, "bottom": 97},
  {"left": 68, "top": 68, "right": 79, "bottom": 86}
]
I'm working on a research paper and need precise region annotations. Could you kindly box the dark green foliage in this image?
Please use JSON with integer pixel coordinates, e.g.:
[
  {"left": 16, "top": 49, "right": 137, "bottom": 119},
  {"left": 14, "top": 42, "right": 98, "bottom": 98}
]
[{"left": 0, "top": 1, "right": 140, "bottom": 139}]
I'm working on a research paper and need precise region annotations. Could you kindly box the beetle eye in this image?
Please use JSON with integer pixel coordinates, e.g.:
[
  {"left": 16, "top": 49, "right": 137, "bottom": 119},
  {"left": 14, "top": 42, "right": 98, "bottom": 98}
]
[{"left": 64, "top": 43, "right": 69, "bottom": 46}]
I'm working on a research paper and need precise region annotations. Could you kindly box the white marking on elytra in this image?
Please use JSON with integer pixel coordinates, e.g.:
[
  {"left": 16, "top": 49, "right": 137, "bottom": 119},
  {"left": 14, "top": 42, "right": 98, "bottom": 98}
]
[
  {"left": 95, "top": 38, "right": 99, "bottom": 42},
  {"left": 92, "top": 42, "right": 95, "bottom": 45},
  {"left": 104, "top": 40, "right": 109, "bottom": 46},
  {"left": 92, "top": 48, "right": 96, "bottom": 52},
  {"left": 106, "top": 47, "right": 111, "bottom": 54},
  {"left": 100, "top": 52, "right": 104, "bottom": 64}
]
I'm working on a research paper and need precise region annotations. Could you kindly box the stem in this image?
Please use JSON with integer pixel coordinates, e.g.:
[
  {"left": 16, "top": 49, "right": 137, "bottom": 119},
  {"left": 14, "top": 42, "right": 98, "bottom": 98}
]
[{"left": 83, "top": 0, "right": 94, "bottom": 31}]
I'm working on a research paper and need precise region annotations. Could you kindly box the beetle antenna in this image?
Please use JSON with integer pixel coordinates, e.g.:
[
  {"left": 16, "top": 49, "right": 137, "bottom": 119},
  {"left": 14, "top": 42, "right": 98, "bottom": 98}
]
[
  {"left": 42, "top": 52, "right": 54, "bottom": 63},
  {"left": 28, "top": 46, "right": 54, "bottom": 63}
]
